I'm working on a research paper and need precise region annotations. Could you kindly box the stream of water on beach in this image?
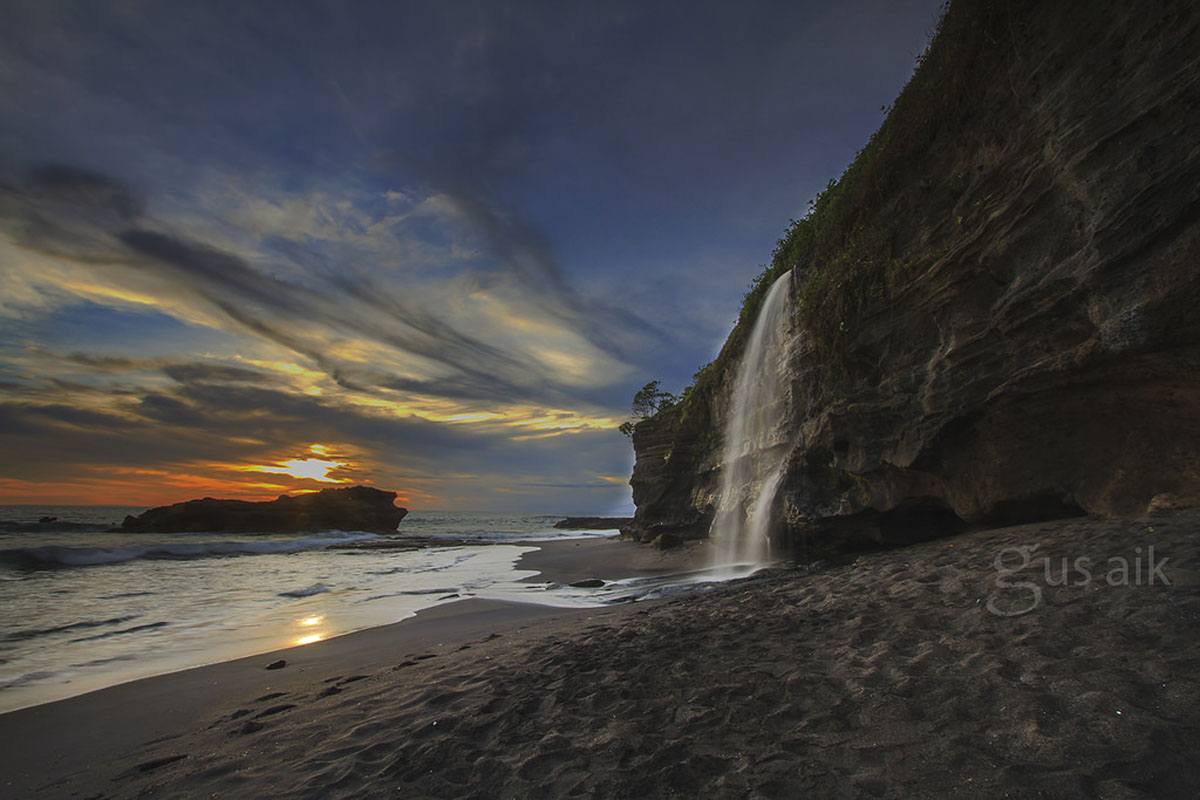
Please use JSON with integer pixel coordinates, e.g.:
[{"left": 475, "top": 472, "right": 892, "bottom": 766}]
[{"left": 0, "top": 508, "right": 641, "bottom": 713}]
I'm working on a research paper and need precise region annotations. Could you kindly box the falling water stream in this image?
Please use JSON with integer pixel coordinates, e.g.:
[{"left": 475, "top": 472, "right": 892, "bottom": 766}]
[{"left": 710, "top": 270, "right": 795, "bottom": 571}]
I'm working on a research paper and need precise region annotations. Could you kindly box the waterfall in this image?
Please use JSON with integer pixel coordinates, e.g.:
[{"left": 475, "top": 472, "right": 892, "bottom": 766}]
[{"left": 710, "top": 270, "right": 794, "bottom": 570}]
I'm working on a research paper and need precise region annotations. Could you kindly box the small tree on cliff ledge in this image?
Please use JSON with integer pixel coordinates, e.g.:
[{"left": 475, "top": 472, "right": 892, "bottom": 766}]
[{"left": 619, "top": 380, "right": 678, "bottom": 438}]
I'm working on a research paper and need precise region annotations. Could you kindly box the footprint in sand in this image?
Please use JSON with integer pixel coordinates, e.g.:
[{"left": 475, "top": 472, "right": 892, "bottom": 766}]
[
  {"left": 254, "top": 691, "right": 288, "bottom": 702},
  {"left": 135, "top": 754, "right": 188, "bottom": 773},
  {"left": 254, "top": 703, "right": 296, "bottom": 718}
]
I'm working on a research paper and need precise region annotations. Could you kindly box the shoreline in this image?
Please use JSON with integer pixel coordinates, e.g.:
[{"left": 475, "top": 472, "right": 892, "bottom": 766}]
[
  {"left": 0, "top": 537, "right": 699, "bottom": 797},
  {"left": 4, "top": 512, "right": 1198, "bottom": 797},
  {"left": 0, "top": 535, "right": 686, "bottom": 714},
  {"left": 0, "top": 531, "right": 663, "bottom": 715}
]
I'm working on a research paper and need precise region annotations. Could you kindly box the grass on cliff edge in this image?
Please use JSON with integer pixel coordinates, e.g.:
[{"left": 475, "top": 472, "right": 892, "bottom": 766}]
[{"left": 670, "top": 0, "right": 1024, "bottom": 417}]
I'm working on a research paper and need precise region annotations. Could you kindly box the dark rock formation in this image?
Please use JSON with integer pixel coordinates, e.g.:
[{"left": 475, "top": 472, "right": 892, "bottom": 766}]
[
  {"left": 120, "top": 486, "right": 407, "bottom": 534},
  {"left": 553, "top": 517, "right": 633, "bottom": 530},
  {"left": 626, "top": 0, "right": 1200, "bottom": 550}
]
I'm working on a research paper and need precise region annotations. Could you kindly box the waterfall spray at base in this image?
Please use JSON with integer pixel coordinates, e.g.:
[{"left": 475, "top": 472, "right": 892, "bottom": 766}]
[{"left": 709, "top": 270, "right": 795, "bottom": 572}]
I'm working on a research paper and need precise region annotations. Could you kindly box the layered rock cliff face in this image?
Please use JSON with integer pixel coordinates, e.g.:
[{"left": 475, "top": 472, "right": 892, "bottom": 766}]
[{"left": 626, "top": 0, "right": 1200, "bottom": 550}]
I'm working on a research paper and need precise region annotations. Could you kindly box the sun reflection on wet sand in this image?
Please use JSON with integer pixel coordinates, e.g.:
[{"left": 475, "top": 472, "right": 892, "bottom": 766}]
[{"left": 294, "top": 612, "right": 327, "bottom": 644}]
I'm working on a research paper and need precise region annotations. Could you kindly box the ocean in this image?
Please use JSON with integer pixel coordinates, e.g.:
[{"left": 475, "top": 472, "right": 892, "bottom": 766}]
[{"left": 0, "top": 506, "right": 630, "bottom": 713}]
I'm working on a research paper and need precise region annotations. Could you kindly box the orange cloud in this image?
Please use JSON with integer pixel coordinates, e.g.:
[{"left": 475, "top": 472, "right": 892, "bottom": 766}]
[{"left": 0, "top": 443, "right": 427, "bottom": 507}]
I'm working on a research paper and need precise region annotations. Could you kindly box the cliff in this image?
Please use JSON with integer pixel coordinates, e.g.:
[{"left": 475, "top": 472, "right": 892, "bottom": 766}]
[
  {"left": 626, "top": 0, "right": 1200, "bottom": 550},
  {"left": 121, "top": 486, "right": 408, "bottom": 534}
]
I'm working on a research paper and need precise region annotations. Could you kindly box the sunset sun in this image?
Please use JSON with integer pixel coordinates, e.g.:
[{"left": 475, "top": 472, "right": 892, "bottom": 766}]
[{"left": 251, "top": 457, "right": 345, "bottom": 484}]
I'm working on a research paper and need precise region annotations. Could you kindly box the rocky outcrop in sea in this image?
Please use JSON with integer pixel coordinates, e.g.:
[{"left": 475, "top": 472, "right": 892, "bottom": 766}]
[{"left": 120, "top": 486, "right": 408, "bottom": 534}]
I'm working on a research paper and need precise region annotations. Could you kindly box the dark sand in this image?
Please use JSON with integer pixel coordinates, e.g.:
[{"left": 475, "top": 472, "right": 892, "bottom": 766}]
[
  {"left": 518, "top": 534, "right": 706, "bottom": 585},
  {"left": 3, "top": 511, "right": 1200, "bottom": 798}
]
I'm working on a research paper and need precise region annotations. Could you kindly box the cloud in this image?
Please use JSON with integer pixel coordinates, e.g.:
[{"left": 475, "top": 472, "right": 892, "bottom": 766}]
[
  {"left": 63, "top": 352, "right": 146, "bottom": 371},
  {"left": 0, "top": 369, "right": 631, "bottom": 509},
  {"left": 0, "top": 163, "right": 639, "bottom": 410},
  {"left": 160, "top": 362, "right": 274, "bottom": 385},
  {"left": 23, "top": 164, "right": 143, "bottom": 221},
  {"left": 0, "top": 165, "right": 141, "bottom": 264},
  {"left": 436, "top": 191, "right": 675, "bottom": 362}
]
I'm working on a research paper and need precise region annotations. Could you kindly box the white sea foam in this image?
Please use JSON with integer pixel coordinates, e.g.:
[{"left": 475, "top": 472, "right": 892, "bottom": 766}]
[{"left": 1, "top": 531, "right": 379, "bottom": 568}]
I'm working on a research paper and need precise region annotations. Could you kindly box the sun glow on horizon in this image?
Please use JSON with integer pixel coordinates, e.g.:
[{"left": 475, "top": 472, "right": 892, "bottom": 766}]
[
  {"left": 239, "top": 444, "right": 349, "bottom": 483},
  {"left": 256, "top": 457, "right": 343, "bottom": 482}
]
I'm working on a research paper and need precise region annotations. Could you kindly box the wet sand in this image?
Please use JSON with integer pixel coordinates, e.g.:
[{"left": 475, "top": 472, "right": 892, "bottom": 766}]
[
  {"left": 3, "top": 512, "right": 1200, "bottom": 798},
  {"left": 0, "top": 537, "right": 692, "bottom": 798},
  {"left": 518, "top": 534, "right": 707, "bottom": 585}
]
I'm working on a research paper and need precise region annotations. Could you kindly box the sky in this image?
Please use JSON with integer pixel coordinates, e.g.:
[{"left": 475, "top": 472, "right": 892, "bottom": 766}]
[{"left": 0, "top": 0, "right": 942, "bottom": 512}]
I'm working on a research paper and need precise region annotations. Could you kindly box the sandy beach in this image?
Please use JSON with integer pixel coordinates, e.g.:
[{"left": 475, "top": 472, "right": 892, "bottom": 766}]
[{"left": 2, "top": 510, "right": 1198, "bottom": 798}]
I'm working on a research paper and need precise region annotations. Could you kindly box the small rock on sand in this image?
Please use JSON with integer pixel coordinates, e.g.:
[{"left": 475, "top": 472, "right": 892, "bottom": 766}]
[{"left": 265, "top": 659, "right": 286, "bottom": 670}]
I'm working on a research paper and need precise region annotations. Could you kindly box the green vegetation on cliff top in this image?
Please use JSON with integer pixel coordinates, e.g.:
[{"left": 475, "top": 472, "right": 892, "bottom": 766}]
[{"left": 660, "top": 0, "right": 1021, "bottom": 420}]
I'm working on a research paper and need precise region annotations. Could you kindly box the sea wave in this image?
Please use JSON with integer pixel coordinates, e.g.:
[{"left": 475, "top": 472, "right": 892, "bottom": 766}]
[
  {"left": 0, "top": 532, "right": 379, "bottom": 568},
  {"left": 68, "top": 620, "right": 169, "bottom": 643},
  {"left": 1, "top": 614, "right": 142, "bottom": 643},
  {"left": 278, "top": 583, "right": 331, "bottom": 598},
  {"left": 359, "top": 586, "right": 459, "bottom": 602},
  {"left": 0, "top": 670, "right": 58, "bottom": 692}
]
